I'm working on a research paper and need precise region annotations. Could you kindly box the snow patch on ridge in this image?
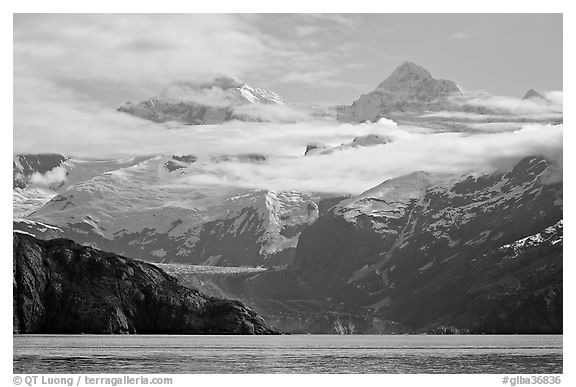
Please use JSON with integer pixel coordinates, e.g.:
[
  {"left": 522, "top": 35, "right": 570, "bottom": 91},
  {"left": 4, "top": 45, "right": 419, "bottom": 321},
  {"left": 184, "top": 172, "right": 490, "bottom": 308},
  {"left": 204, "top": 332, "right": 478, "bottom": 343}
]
[
  {"left": 335, "top": 171, "right": 449, "bottom": 227},
  {"left": 499, "top": 220, "right": 563, "bottom": 258}
]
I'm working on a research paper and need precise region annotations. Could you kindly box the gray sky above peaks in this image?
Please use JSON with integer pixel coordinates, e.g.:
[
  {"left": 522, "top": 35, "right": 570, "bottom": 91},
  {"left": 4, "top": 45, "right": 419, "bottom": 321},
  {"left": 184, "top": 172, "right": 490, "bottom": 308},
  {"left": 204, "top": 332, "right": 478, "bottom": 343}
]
[{"left": 14, "top": 13, "right": 562, "bottom": 106}]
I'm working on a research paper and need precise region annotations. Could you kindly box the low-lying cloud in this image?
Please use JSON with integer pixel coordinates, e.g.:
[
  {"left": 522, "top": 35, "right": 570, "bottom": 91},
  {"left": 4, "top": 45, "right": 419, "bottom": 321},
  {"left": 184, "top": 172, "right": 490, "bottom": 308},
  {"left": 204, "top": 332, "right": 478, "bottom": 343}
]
[
  {"left": 13, "top": 77, "right": 393, "bottom": 158},
  {"left": 447, "top": 91, "right": 563, "bottom": 118},
  {"left": 13, "top": 77, "right": 563, "bottom": 195},
  {"left": 173, "top": 123, "right": 563, "bottom": 194},
  {"left": 29, "top": 166, "right": 68, "bottom": 187},
  {"left": 231, "top": 103, "right": 322, "bottom": 123}
]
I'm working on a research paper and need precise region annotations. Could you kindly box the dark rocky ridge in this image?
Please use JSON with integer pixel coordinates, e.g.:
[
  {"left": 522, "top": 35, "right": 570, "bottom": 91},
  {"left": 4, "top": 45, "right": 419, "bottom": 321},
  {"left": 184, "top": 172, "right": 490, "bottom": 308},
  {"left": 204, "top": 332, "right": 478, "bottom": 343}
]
[
  {"left": 164, "top": 155, "right": 198, "bottom": 172},
  {"left": 13, "top": 232, "right": 277, "bottom": 334}
]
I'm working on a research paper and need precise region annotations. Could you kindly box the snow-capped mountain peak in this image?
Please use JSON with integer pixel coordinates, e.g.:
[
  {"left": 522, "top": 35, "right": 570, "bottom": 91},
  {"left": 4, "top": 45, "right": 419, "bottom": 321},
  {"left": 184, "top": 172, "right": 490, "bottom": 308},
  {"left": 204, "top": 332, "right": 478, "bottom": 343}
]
[
  {"left": 335, "top": 171, "right": 448, "bottom": 224},
  {"left": 159, "top": 77, "right": 286, "bottom": 105},
  {"left": 118, "top": 77, "right": 287, "bottom": 124}
]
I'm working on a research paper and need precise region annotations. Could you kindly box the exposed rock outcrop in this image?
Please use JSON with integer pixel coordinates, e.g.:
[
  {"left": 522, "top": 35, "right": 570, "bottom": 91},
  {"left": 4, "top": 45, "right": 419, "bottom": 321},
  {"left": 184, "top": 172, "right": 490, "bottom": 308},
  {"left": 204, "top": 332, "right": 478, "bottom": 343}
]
[{"left": 13, "top": 233, "right": 277, "bottom": 334}]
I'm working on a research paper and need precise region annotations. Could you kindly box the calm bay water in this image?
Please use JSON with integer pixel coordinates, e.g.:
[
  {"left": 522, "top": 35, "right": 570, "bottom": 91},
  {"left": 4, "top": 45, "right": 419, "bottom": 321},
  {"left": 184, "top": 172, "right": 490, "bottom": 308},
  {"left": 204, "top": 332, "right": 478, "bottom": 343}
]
[{"left": 13, "top": 334, "right": 562, "bottom": 374}]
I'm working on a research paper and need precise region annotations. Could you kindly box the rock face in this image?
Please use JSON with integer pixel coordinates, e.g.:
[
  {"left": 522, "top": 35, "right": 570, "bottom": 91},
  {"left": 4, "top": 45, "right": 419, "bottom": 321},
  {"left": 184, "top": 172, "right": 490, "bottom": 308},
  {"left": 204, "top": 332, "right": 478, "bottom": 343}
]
[
  {"left": 164, "top": 155, "right": 198, "bottom": 172},
  {"left": 522, "top": 88, "right": 546, "bottom": 101},
  {"left": 239, "top": 156, "right": 562, "bottom": 333},
  {"left": 118, "top": 77, "right": 286, "bottom": 124},
  {"left": 337, "top": 62, "right": 462, "bottom": 122},
  {"left": 304, "top": 144, "right": 327, "bottom": 156},
  {"left": 13, "top": 232, "right": 277, "bottom": 334},
  {"left": 13, "top": 154, "right": 68, "bottom": 189}
]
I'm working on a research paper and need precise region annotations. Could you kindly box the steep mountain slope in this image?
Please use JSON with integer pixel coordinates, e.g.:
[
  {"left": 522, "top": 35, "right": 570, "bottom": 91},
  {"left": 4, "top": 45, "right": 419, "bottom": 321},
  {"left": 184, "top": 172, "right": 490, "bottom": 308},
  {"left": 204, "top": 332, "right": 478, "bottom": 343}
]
[
  {"left": 23, "top": 155, "right": 328, "bottom": 267},
  {"left": 13, "top": 155, "right": 152, "bottom": 218},
  {"left": 522, "top": 88, "right": 546, "bottom": 101},
  {"left": 14, "top": 220, "right": 63, "bottom": 240},
  {"left": 235, "top": 156, "right": 562, "bottom": 333},
  {"left": 336, "top": 62, "right": 462, "bottom": 122},
  {"left": 13, "top": 232, "right": 276, "bottom": 334},
  {"left": 14, "top": 188, "right": 58, "bottom": 220},
  {"left": 118, "top": 77, "right": 286, "bottom": 124}
]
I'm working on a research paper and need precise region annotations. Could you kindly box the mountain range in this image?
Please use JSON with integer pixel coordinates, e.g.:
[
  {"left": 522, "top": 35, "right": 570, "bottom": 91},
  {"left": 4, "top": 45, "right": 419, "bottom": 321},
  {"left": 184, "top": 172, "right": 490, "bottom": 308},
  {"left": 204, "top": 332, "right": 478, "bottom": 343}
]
[
  {"left": 116, "top": 61, "right": 560, "bottom": 127},
  {"left": 13, "top": 62, "right": 563, "bottom": 334}
]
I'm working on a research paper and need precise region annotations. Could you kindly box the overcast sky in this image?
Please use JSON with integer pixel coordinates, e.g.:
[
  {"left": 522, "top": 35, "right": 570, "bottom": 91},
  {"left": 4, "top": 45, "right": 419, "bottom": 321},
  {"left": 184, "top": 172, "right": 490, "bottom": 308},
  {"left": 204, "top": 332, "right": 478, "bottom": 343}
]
[{"left": 14, "top": 13, "right": 562, "bottom": 106}]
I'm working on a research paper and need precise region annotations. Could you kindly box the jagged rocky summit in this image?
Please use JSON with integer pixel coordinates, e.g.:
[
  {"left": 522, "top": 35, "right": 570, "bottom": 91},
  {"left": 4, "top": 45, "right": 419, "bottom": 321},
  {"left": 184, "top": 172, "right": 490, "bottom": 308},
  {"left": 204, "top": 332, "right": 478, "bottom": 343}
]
[
  {"left": 13, "top": 232, "right": 278, "bottom": 334},
  {"left": 336, "top": 61, "right": 462, "bottom": 122},
  {"left": 522, "top": 88, "right": 546, "bottom": 101}
]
